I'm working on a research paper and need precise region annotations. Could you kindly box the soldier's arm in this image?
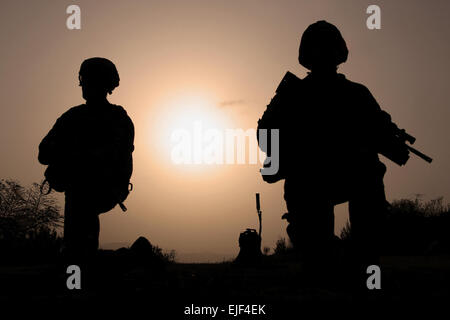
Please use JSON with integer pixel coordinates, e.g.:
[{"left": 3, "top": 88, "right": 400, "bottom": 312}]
[
  {"left": 115, "top": 109, "right": 134, "bottom": 153},
  {"left": 38, "top": 115, "right": 66, "bottom": 165},
  {"left": 257, "top": 73, "right": 299, "bottom": 143},
  {"left": 125, "top": 116, "right": 135, "bottom": 179},
  {"left": 124, "top": 114, "right": 135, "bottom": 153},
  {"left": 357, "top": 85, "right": 398, "bottom": 151},
  {"left": 113, "top": 109, "right": 134, "bottom": 180},
  {"left": 257, "top": 93, "right": 285, "bottom": 153}
]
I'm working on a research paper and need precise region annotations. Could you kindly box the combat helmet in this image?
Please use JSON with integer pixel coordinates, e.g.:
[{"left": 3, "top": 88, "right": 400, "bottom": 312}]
[
  {"left": 298, "top": 20, "right": 348, "bottom": 70},
  {"left": 78, "top": 57, "right": 120, "bottom": 94}
]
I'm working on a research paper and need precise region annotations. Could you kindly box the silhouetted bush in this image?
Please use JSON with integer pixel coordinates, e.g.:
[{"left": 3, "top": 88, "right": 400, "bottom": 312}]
[
  {"left": 0, "top": 179, "right": 63, "bottom": 264},
  {"left": 128, "top": 236, "right": 176, "bottom": 264},
  {"left": 155, "top": 246, "right": 176, "bottom": 264},
  {"left": 273, "top": 237, "right": 295, "bottom": 255},
  {"left": 340, "top": 197, "right": 450, "bottom": 255}
]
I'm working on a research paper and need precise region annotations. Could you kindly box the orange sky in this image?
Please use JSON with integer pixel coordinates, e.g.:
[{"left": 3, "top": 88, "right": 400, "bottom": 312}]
[{"left": 0, "top": 0, "right": 449, "bottom": 262}]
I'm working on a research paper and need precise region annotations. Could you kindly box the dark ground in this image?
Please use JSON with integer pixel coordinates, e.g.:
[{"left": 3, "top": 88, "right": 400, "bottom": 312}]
[{"left": 1, "top": 252, "right": 450, "bottom": 317}]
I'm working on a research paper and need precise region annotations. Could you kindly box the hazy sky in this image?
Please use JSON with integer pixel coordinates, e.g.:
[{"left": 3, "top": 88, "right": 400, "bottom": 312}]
[{"left": 1, "top": 0, "right": 449, "bottom": 262}]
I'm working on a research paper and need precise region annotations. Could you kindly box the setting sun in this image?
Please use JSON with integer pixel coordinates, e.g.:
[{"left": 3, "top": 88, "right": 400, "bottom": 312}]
[{"left": 153, "top": 94, "right": 232, "bottom": 166}]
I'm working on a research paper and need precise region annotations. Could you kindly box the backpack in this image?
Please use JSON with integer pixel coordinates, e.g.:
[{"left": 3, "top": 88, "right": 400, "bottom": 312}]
[
  {"left": 40, "top": 104, "right": 134, "bottom": 213},
  {"left": 41, "top": 167, "right": 133, "bottom": 213},
  {"left": 257, "top": 71, "right": 302, "bottom": 183}
]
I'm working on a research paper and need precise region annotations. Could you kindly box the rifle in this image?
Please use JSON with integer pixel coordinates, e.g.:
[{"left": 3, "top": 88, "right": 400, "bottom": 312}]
[{"left": 380, "top": 121, "right": 432, "bottom": 166}]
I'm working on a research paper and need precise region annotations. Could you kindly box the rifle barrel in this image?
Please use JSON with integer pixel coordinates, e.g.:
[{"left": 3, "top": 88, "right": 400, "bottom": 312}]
[{"left": 407, "top": 146, "right": 433, "bottom": 163}]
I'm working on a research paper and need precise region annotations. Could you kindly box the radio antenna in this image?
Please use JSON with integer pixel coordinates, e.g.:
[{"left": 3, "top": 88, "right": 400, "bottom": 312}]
[{"left": 256, "top": 193, "right": 262, "bottom": 238}]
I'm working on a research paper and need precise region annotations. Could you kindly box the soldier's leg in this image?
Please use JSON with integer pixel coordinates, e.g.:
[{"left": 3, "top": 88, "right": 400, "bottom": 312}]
[
  {"left": 63, "top": 194, "right": 77, "bottom": 256},
  {"left": 78, "top": 211, "right": 100, "bottom": 256},
  {"left": 284, "top": 179, "right": 335, "bottom": 258},
  {"left": 63, "top": 192, "right": 100, "bottom": 260},
  {"left": 348, "top": 167, "right": 387, "bottom": 266}
]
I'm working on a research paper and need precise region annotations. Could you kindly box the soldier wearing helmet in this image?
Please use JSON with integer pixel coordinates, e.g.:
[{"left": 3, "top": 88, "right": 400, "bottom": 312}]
[
  {"left": 258, "top": 21, "right": 391, "bottom": 271},
  {"left": 79, "top": 57, "right": 120, "bottom": 99},
  {"left": 38, "top": 57, "right": 134, "bottom": 261}
]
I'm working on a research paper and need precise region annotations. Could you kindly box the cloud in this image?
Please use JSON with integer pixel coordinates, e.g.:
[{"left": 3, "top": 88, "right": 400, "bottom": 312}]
[{"left": 219, "top": 99, "right": 245, "bottom": 108}]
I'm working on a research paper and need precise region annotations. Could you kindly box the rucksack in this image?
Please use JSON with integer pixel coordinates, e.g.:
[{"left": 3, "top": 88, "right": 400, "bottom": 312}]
[
  {"left": 257, "top": 71, "right": 302, "bottom": 183},
  {"left": 40, "top": 104, "right": 134, "bottom": 213}
]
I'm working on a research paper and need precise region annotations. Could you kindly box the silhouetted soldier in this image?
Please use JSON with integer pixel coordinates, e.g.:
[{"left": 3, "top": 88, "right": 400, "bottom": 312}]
[
  {"left": 258, "top": 21, "right": 399, "bottom": 268},
  {"left": 38, "top": 58, "right": 134, "bottom": 261}
]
